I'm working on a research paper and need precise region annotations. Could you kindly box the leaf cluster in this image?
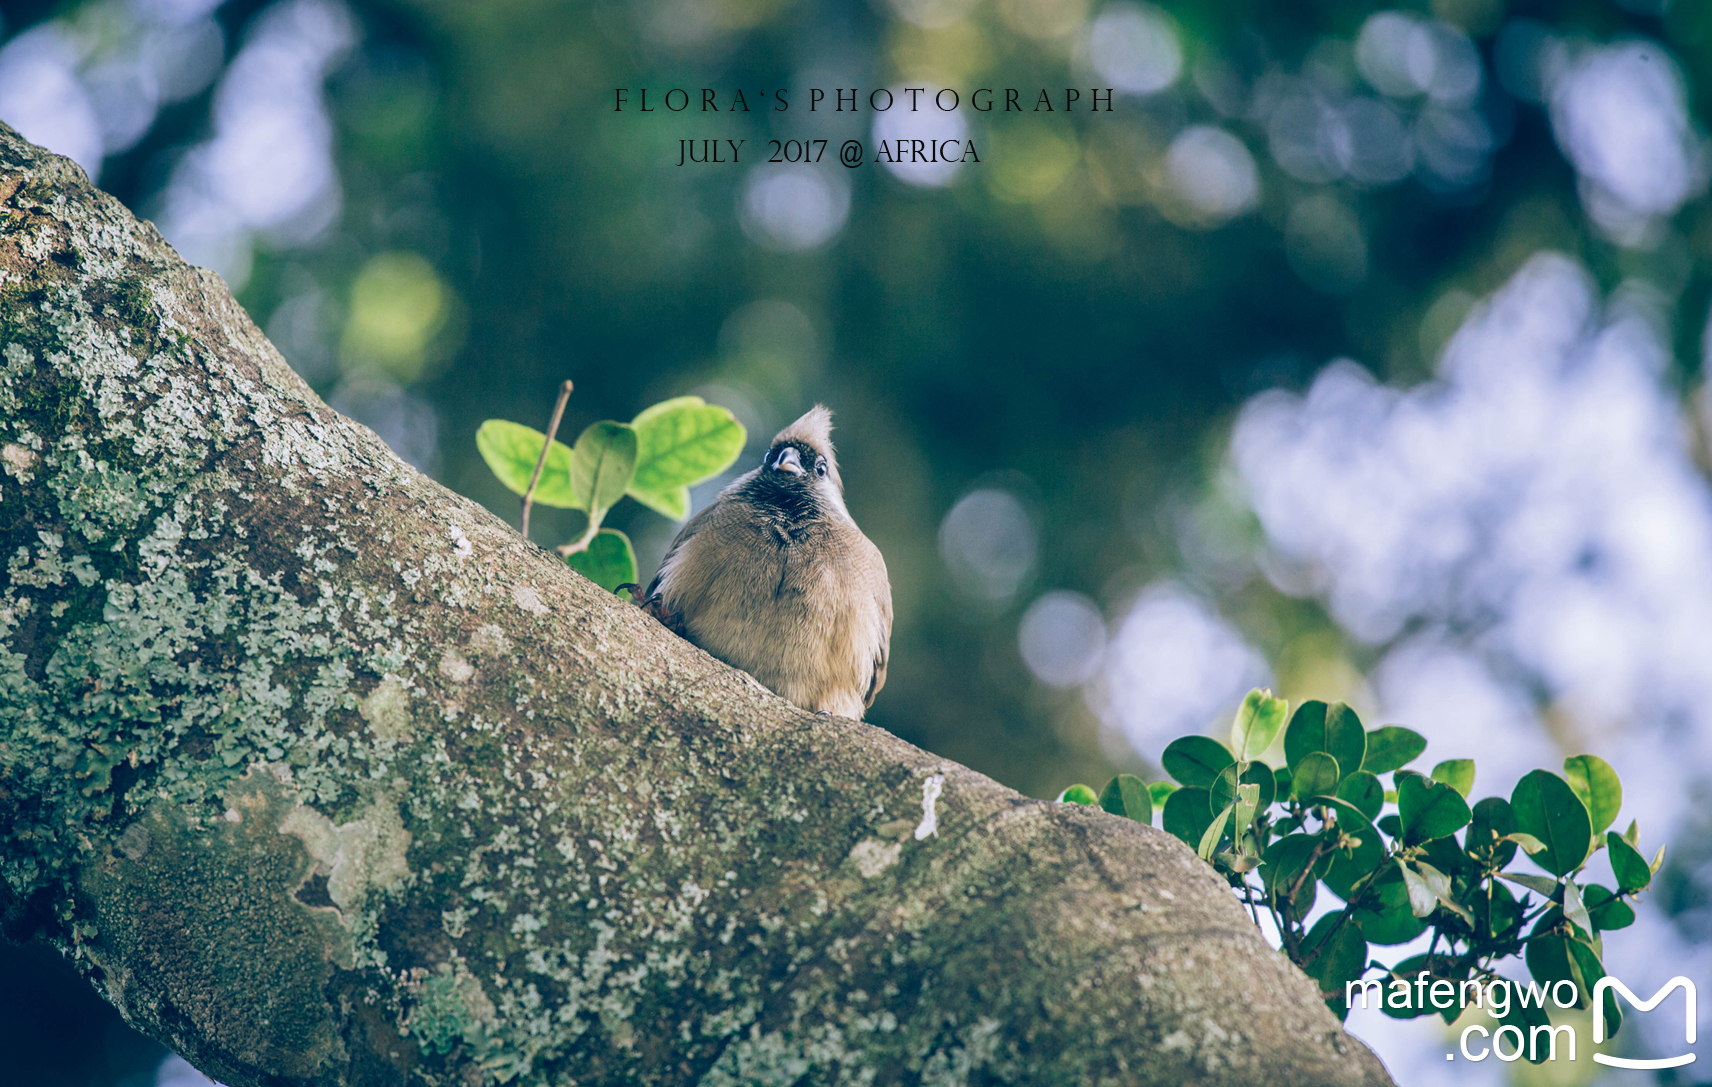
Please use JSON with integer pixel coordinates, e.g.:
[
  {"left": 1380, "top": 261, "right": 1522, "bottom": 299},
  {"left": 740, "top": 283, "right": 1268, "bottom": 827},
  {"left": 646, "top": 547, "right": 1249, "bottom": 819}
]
[
  {"left": 1057, "top": 690, "right": 1664, "bottom": 1057},
  {"left": 477, "top": 395, "right": 745, "bottom": 590}
]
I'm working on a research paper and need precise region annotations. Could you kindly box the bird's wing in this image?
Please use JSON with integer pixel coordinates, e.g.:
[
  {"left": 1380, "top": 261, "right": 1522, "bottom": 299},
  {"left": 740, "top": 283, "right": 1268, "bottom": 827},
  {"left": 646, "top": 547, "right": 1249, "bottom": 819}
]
[
  {"left": 863, "top": 541, "right": 893, "bottom": 709},
  {"left": 644, "top": 500, "right": 721, "bottom": 598}
]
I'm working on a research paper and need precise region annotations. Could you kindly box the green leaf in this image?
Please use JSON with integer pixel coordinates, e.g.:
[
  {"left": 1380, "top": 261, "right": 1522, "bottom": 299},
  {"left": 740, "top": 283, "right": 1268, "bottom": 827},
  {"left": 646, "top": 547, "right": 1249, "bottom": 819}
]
[
  {"left": 1378, "top": 955, "right": 1451, "bottom": 1019},
  {"left": 1651, "top": 844, "right": 1667, "bottom": 874},
  {"left": 1160, "top": 736, "right": 1234, "bottom": 788},
  {"left": 1198, "top": 803, "right": 1233, "bottom": 861},
  {"left": 476, "top": 420, "right": 580, "bottom": 508},
  {"left": 1291, "top": 752, "right": 1340, "bottom": 801},
  {"left": 1262, "top": 834, "right": 1331, "bottom": 900},
  {"left": 570, "top": 422, "right": 639, "bottom": 516},
  {"left": 1147, "top": 781, "right": 1178, "bottom": 810},
  {"left": 1467, "top": 797, "right": 1518, "bottom": 867},
  {"left": 1211, "top": 760, "right": 1275, "bottom": 813},
  {"left": 1414, "top": 860, "right": 1475, "bottom": 927},
  {"left": 1162, "top": 787, "right": 1216, "bottom": 848},
  {"left": 1320, "top": 799, "right": 1386, "bottom": 901},
  {"left": 1605, "top": 831, "right": 1650, "bottom": 893},
  {"left": 1056, "top": 784, "right": 1098, "bottom": 805},
  {"left": 1284, "top": 700, "right": 1366, "bottom": 780},
  {"left": 564, "top": 529, "right": 638, "bottom": 593},
  {"left": 1430, "top": 759, "right": 1475, "bottom": 798},
  {"left": 1562, "top": 882, "right": 1595, "bottom": 941},
  {"left": 1098, "top": 774, "right": 1152, "bottom": 824},
  {"left": 1499, "top": 872, "right": 1562, "bottom": 898},
  {"left": 627, "top": 484, "right": 688, "bottom": 520},
  {"left": 1230, "top": 688, "right": 1289, "bottom": 759},
  {"left": 1502, "top": 832, "right": 1548, "bottom": 855},
  {"left": 1622, "top": 819, "right": 1640, "bottom": 848},
  {"left": 1397, "top": 772, "right": 1471, "bottom": 845},
  {"left": 1400, "top": 862, "right": 1438, "bottom": 918},
  {"left": 1497, "top": 990, "right": 1552, "bottom": 1060},
  {"left": 1302, "top": 911, "right": 1367, "bottom": 993},
  {"left": 630, "top": 397, "right": 745, "bottom": 489},
  {"left": 1583, "top": 884, "right": 1635, "bottom": 931},
  {"left": 1349, "top": 862, "right": 1429, "bottom": 944},
  {"left": 1360, "top": 725, "right": 1426, "bottom": 774},
  {"left": 1335, "top": 771, "right": 1383, "bottom": 821},
  {"left": 1562, "top": 754, "right": 1622, "bottom": 835},
  {"left": 1511, "top": 769, "right": 1594, "bottom": 877},
  {"left": 1232, "top": 782, "right": 1261, "bottom": 838}
]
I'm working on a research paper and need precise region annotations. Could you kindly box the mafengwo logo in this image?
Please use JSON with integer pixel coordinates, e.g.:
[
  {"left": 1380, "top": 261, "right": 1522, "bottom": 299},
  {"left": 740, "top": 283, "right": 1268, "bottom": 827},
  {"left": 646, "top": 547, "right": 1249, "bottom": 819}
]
[{"left": 1347, "top": 974, "right": 1698, "bottom": 1065}]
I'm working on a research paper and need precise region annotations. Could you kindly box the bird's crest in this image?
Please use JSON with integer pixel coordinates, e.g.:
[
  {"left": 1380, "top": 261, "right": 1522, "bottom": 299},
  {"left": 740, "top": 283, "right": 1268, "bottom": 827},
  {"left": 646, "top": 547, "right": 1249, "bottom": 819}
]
[{"left": 772, "top": 404, "right": 834, "bottom": 455}]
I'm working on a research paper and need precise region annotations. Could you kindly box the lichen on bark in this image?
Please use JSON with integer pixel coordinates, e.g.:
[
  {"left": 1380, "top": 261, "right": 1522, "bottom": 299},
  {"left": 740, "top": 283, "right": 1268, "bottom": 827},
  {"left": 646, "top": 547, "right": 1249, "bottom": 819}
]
[{"left": 0, "top": 123, "right": 1394, "bottom": 1087}]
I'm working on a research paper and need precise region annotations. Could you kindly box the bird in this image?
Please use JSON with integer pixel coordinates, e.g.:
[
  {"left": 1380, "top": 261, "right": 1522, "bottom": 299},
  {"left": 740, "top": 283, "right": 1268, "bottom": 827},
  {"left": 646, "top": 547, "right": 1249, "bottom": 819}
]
[{"left": 638, "top": 405, "right": 892, "bottom": 720}]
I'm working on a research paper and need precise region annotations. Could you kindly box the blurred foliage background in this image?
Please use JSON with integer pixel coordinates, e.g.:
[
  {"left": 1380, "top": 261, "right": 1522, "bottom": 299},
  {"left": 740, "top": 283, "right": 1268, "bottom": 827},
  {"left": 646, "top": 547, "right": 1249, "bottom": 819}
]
[{"left": 3, "top": 0, "right": 1712, "bottom": 1083}]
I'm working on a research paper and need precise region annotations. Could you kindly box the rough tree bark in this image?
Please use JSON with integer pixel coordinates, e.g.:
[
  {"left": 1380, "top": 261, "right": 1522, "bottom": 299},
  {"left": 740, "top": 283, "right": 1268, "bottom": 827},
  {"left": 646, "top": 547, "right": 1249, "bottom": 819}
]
[{"left": 0, "top": 124, "right": 1393, "bottom": 1087}]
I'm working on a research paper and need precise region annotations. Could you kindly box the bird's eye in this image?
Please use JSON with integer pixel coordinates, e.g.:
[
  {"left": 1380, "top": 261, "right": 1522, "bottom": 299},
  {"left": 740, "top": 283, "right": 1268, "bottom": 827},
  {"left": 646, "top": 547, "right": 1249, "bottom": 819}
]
[{"left": 815, "top": 458, "right": 827, "bottom": 477}]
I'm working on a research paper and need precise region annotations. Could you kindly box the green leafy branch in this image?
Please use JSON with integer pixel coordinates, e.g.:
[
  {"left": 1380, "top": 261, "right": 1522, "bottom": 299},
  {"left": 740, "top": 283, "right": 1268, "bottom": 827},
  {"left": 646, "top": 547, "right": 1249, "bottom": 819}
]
[
  {"left": 477, "top": 385, "right": 746, "bottom": 591},
  {"left": 1058, "top": 690, "right": 1665, "bottom": 1061}
]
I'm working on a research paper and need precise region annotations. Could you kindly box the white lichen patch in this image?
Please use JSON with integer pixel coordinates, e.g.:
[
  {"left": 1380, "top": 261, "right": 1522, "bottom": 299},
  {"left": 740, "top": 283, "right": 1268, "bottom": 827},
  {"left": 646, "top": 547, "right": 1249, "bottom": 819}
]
[
  {"left": 2, "top": 441, "right": 38, "bottom": 478},
  {"left": 278, "top": 798, "right": 412, "bottom": 916},
  {"left": 914, "top": 773, "right": 945, "bottom": 841},
  {"left": 467, "top": 624, "right": 509, "bottom": 658},
  {"left": 358, "top": 675, "right": 412, "bottom": 741},
  {"left": 511, "top": 584, "right": 548, "bottom": 617},
  {"left": 847, "top": 838, "right": 903, "bottom": 878},
  {"left": 449, "top": 524, "right": 473, "bottom": 561},
  {"left": 437, "top": 648, "right": 474, "bottom": 684}
]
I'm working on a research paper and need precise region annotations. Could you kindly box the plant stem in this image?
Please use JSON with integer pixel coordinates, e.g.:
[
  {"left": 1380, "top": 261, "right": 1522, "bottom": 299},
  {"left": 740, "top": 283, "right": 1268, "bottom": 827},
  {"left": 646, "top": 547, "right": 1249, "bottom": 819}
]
[
  {"left": 555, "top": 514, "right": 602, "bottom": 557},
  {"left": 521, "top": 379, "right": 574, "bottom": 539}
]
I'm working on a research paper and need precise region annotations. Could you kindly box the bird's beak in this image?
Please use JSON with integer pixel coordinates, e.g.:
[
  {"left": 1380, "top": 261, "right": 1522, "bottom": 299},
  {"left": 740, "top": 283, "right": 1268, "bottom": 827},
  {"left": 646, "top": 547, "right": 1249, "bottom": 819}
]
[{"left": 772, "top": 446, "right": 804, "bottom": 475}]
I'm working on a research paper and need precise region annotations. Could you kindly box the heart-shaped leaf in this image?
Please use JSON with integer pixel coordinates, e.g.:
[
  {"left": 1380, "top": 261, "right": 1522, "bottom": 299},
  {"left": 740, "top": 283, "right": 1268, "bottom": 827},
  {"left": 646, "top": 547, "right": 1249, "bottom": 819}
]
[
  {"left": 1285, "top": 700, "right": 1366, "bottom": 781},
  {"left": 564, "top": 528, "right": 637, "bottom": 593},
  {"left": 1606, "top": 831, "right": 1651, "bottom": 893},
  {"left": 1336, "top": 771, "right": 1383, "bottom": 821},
  {"left": 571, "top": 422, "right": 639, "bottom": 517},
  {"left": 1563, "top": 754, "right": 1622, "bottom": 835},
  {"left": 1230, "top": 688, "right": 1289, "bottom": 760},
  {"left": 1510, "top": 769, "right": 1593, "bottom": 877},
  {"left": 1098, "top": 774, "right": 1152, "bottom": 824},
  {"left": 1583, "top": 884, "right": 1635, "bottom": 931},
  {"left": 1430, "top": 758, "right": 1475, "bottom": 798},
  {"left": 1161, "top": 735, "right": 1234, "bottom": 788},
  {"left": 1398, "top": 772, "right": 1471, "bottom": 845},
  {"left": 1361, "top": 725, "right": 1426, "bottom": 774},
  {"left": 1291, "top": 752, "right": 1341, "bottom": 801},
  {"left": 476, "top": 420, "right": 579, "bottom": 508}
]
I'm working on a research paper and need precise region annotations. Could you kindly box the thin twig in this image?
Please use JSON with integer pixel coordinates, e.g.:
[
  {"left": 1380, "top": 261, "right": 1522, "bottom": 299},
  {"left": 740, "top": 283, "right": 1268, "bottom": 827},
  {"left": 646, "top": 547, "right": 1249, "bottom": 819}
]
[{"left": 521, "top": 379, "right": 574, "bottom": 539}]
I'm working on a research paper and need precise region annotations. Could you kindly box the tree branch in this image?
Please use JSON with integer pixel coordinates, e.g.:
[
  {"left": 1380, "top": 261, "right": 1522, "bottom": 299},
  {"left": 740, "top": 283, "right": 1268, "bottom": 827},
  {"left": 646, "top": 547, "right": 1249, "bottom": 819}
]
[{"left": 0, "top": 125, "right": 1392, "bottom": 1087}]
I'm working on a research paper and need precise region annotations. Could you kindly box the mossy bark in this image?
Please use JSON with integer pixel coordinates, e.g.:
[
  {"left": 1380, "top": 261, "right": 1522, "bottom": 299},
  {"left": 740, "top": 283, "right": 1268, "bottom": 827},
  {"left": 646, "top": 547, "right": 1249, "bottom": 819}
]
[{"left": 0, "top": 123, "right": 1394, "bottom": 1087}]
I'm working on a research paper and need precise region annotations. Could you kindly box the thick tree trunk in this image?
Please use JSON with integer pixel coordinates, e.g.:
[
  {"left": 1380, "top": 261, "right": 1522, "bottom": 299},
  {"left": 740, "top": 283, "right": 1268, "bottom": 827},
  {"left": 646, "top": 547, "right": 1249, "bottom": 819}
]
[{"left": 0, "top": 124, "right": 1392, "bottom": 1087}]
